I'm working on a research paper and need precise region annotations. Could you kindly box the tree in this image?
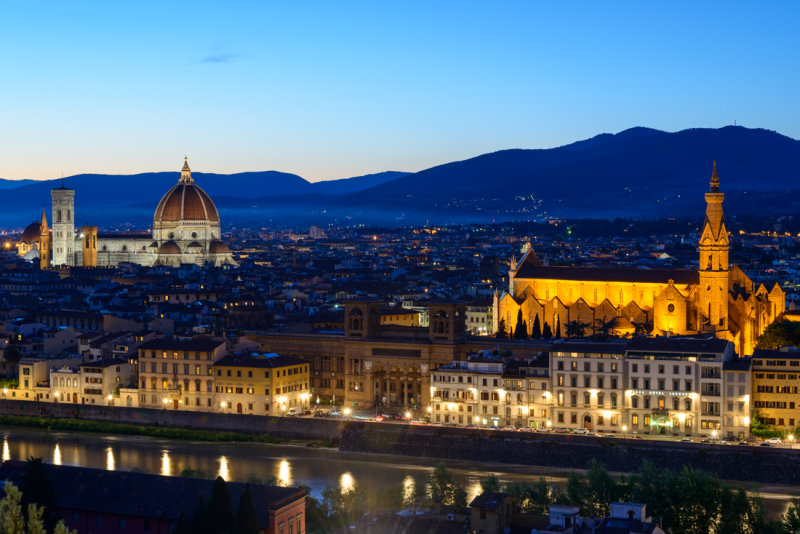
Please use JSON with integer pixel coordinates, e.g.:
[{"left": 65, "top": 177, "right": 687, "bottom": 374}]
[
  {"left": 234, "top": 484, "right": 258, "bottom": 534},
  {"left": 514, "top": 310, "right": 525, "bottom": 340},
  {"left": 495, "top": 319, "right": 508, "bottom": 339},
  {"left": 206, "top": 477, "right": 234, "bottom": 534},
  {"left": 480, "top": 474, "right": 501, "bottom": 494},
  {"left": 531, "top": 315, "right": 542, "bottom": 338},
  {"left": 565, "top": 320, "right": 589, "bottom": 338},
  {"left": 503, "top": 477, "right": 554, "bottom": 514},
  {"left": 782, "top": 498, "right": 800, "bottom": 534},
  {"left": 0, "top": 481, "right": 75, "bottom": 534},
  {"left": 426, "top": 463, "right": 466, "bottom": 509},
  {"left": 542, "top": 321, "right": 552, "bottom": 339},
  {"left": 2, "top": 345, "right": 23, "bottom": 366},
  {"left": 756, "top": 320, "right": 800, "bottom": 350},
  {"left": 21, "top": 458, "right": 59, "bottom": 533},
  {"left": 322, "top": 481, "right": 366, "bottom": 527},
  {"left": 553, "top": 314, "right": 561, "bottom": 338}
]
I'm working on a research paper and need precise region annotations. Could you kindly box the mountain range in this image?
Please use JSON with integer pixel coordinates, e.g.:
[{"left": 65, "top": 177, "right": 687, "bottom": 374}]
[{"left": 2, "top": 126, "right": 798, "bottom": 229}]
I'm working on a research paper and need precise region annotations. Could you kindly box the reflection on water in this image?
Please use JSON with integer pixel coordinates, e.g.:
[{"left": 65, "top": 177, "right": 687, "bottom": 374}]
[
  {"left": 340, "top": 472, "right": 355, "bottom": 494},
  {"left": 219, "top": 456, "right": 230, "bottom": 481},
  {"left": 106, "top": 447, "right": 115, "bottom": 471},
  {"left": 278, "top": 459, "right": 292, "bottom": 486},
  {"left": 160, "top": 450, "right": 171, "bottom": 476},
  {"left": 0, "top": 425, "right": 796, "bottom": 520},
  {"left": 402, "top": 475, "right": 415, "bottom": 504}
]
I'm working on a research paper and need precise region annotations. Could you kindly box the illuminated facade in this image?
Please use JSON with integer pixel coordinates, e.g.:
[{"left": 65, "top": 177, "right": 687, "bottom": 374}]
[
  {"left": 496, "top": 163, "right": 785, "bottom": 357},
  {"left": 751, "top": 349, "right": 800, "bottom": 431},
  {"left": 213, "top": 353, "right": 310, "bottom": 416},
  {"left": 431, "top": 337, "right": 751, "bottom": 439},
  {"left": 23, "top": 159, "right": 235, "bottom": 268}
]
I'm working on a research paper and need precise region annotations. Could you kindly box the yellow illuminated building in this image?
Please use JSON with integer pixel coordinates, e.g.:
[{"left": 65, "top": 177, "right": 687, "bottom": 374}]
[
  {"left": 496, "top": 163, "right": 785, "bottom": 356},
  {"left": 213, "top": 353, "right": 310, "bottom": 415},
  {"left": 751, "top": 349, "right": 800, "bottom": 431}
]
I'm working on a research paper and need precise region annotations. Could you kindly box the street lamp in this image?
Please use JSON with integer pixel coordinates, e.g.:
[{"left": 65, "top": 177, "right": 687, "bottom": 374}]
[
  {"left": 622, "top": 424, "right": 628, "bottom": 439},
  {"left": 343, "top": 407, "right": 352, "bottom": 417},
  {"left": 789, "top": 434, "right": 795, "bottom": 449},
  {"left": 712, "top": 429, "right": 718, "bottom": 441}
]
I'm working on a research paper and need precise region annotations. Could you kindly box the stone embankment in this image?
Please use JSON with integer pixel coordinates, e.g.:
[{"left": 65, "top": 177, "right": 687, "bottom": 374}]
[{"left": 2, "top": 400, "right": 799, "bottom": 485}]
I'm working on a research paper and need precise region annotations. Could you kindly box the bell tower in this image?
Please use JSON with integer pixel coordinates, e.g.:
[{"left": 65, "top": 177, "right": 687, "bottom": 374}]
[
  {"left": 51, "top": 185, "right": 75, "bottom": 266},
  {"left": 697, "top": 162, "right": 729, "bottom": 331},
  {"left": 38, "top": 208, "right": 51, "bottom": 269}
]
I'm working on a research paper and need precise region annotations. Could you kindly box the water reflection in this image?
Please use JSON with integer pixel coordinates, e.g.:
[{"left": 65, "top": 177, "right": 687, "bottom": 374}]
[
  {"left": 53, "top": 443, "right": 62, "bottom": 465},
  {"left": 277, "top": 459, "right": 292, "bottom": 486},
  {"left": 2, "top": 439, "right": 9, "bottom": 462},
  {"left": 219, "top": 456, "right": 230, "bottom": 481},
  {"left": 466, "top": 477, "right": 483, "bottom": 503},
  {"left": 160, "top": 450, "right": 171, "bottom": 476},
  {"left": 106, "top": 447, "right": 115, "bottom": 471},
  {"left": 402, "top": 475, "right": 415, "bottom": 504},
  {"left": 340, "top": 472, "right": 355, "bottom": 494}
]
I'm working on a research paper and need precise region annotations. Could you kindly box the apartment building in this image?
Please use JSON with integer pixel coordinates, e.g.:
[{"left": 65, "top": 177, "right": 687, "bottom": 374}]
[
  {"left": 212, "top": 353, "right": 310, "bottom": 415},
  {"left": 137, "top": 337, "right": 227, "bottom": 410},
  {"left": 751, "top": 349, "right": 800, "bottom": 431}
]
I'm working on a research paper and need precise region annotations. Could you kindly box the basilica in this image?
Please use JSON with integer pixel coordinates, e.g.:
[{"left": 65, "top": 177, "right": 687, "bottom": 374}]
[
  {"left": 494, "top": 163, "right": 785, "bottom": 356},
  {"left": 17, "top": 158, "right": 235, "bottom": 268}
]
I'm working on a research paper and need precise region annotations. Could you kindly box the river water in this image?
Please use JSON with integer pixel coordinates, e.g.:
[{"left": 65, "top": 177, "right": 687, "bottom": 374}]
[{"left": 1, "top": 426, "right": 799, "bottom": 519}]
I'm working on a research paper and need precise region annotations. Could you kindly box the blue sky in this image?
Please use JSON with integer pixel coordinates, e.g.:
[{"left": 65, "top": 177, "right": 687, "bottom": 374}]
[{"left": 2, "top": 1, "right": 798, "bottom": 182}]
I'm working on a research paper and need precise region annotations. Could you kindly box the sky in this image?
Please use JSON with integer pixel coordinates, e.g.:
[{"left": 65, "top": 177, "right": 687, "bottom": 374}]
[{"left": 2, "top": 1, "right": 799, "bottom": 182}]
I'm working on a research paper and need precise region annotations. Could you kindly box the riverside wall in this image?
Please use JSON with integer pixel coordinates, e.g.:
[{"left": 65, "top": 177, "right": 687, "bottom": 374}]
[{"left": 3, "top": 399, "right": 800, "bottom": 485}]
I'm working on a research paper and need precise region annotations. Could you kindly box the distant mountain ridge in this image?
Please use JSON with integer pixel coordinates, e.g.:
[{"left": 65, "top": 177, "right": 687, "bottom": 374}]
[{"left": 1, "top": 126, "right": 798, "bottom": 228}]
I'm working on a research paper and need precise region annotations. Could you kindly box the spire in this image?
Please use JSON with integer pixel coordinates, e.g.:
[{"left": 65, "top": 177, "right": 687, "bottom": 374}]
[
  {"left": 40, "top": 207, "right": 49, "bottom": 234},
  {"left": 710, "top": 160, "right": 719, "bottom": 193},
  {"left": 179, "top": 156, "right": 193, "bottom": 184}
]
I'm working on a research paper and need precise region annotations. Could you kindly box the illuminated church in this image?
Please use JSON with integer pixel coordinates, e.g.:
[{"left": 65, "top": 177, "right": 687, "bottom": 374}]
[
  {"left": 18, "top": 158, "right": 235, "bottom": 268},
  {"left": 494, "top": 163, "right": 785, "bottom": 356}
]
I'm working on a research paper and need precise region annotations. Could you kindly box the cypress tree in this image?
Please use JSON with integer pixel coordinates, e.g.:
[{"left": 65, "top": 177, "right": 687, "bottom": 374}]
[
  {"left": 496, "top": 319, "right": 508, "bottom": 339},
  {"left": 531, "top": 315, "right": 541, "bottom": 338},
  {"left": 235, "top": 483, "right": 259, "bottom": 534},
  {"left": 206, "top": 476, "right": 234, "bottom": 534},
  {"left": 514, "top": 309, "right": 525, "bottom": 339},
  {"left": 21, "top": 457, "right": 59, "bottom": 532},
  {"left": 554, "top": 314, "right": 561, "bottom": 338},
  {"left": 542, "top": 322, "right": 552, "bottom": 339}
]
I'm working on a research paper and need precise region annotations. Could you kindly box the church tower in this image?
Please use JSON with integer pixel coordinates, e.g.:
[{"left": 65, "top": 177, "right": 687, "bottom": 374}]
[
  {"left": 38, "top": 208, "right": 51, "bottom": 269},
  {"left": 697, "top": 162, "right": 729, "bottom": 332},
  {"left": 51, "top": 186, "right": 75, "bottom": 266}
]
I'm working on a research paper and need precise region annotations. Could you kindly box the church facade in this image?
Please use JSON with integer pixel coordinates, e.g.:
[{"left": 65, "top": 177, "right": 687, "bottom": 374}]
[
  {"left": 22, "top": 159, "right": 235, "bottom": 268},
  {"left": 495, "top": 163, "right": 785, "bottom": 357}
]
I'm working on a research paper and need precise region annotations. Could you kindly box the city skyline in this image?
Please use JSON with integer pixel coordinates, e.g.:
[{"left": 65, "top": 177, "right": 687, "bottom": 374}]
[{"left": 2, "top": 1, "right": 799, "bottom": 182}]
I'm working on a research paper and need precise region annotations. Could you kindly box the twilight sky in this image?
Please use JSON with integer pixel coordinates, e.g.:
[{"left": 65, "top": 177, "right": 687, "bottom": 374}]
[{"left": 2, "top": 1, "right": 798, "bottom": 182}]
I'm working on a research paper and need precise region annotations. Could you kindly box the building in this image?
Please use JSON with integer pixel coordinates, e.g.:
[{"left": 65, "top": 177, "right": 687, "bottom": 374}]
[
  {"left": 469, "top": 492, "right": 518, "bottom": 534},
  {"left": 17, "top": 356, "right": 82, "bottom": 401},
  {"left": 496, "top": 163, "right": 785, "bottom": 357},
  {"left": 213, "top": 353, "right": 310, "bottom": 415},
  {"left": 137, "top": 337, "right": 227, "bottom": 410},
  {"left": 79, "top": 358, "right": 134, "bottom": 406},
  {"left": 24, "top": 158, "right": 236, "bottom": 268},
  {"left": 751, "top": 349, "right": 800, "bottom": 431},
  {"left": 0, "top": 461, "right": 307, "bottom": 534}
]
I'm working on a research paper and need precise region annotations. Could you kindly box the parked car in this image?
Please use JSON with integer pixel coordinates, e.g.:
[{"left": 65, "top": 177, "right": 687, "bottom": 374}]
[
  {"left": 573, "top": 428, "right": 589, "bottom": 435},
  {"left": 765, "top": 437, "right": 782, "bottom": 444}
]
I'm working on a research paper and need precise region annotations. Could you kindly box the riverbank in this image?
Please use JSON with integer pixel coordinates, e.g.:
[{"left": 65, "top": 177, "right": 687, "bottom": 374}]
[{"left": 4, "top": 399, "right": 800, "bottom": 486}]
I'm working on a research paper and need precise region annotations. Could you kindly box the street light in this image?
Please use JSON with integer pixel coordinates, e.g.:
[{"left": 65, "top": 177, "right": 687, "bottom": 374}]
[
  {"left": 622, "top": 424, "right": 628, "bottom": 439},
  {"left": 789, "top": 434, "right": 795, "bottom": 449},
  {"left": 712, "top": 430, "right": 718, "bottom": 441},
  {"left": 343, "top": 408, "right": 352, "bottom": 417}
]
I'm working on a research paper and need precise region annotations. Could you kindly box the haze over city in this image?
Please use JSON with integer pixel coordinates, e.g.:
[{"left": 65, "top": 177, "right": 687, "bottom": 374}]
[{"left": 2, "top": 1, "right": 799, "bottom": 182}]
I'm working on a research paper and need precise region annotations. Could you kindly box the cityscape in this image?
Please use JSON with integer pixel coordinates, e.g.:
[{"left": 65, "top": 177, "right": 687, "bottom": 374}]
[{"left": 3, "top": 2, "right": 800, "bottom": 534}]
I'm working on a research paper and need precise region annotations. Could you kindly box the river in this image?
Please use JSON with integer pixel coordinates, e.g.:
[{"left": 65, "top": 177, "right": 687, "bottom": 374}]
[{"left": 2, "top": 426, "right": 799, "bottom": 519}]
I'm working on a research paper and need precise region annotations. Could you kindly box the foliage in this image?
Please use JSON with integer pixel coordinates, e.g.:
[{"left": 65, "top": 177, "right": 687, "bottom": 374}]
[
  {"left": 781, "top": 499, "right": 800, "bottom": 534},
  {"left": 495, "top": 319, "right": 508, "bottom": 339},
  {"left": 502, "top": 477, "right": 556, "bottom": 514},
  {"left": 750, "top": 412, "right": 784, "bottom": 439},
  {"left": 0, "top": 481, "right": 75, "bottom": 534},
  {"left": 206, "top": 476, "right": 235, "bottom": 534},
  {"left": 21, "top": 458, "right": 59, "bottom": 532},
  {"left": 234, "top": 484, "right": 258, "bottom": 534},
  {"left": 756, "top": 320, "right": 800, "bottom": 350},
  {"left": 2, "top": 345, "right": 23, "bottom": 366},
  {"left": 531, "top": 314, "right": 542, "bottom": 338},
  {"left": 513, "top": 310, "right": 528, "bottom": 340},
  {"left": 542, "top": 322, "right": 552, "bottom": 339},
  {"left": 565, "top": 320, "right": 589, "bottom": 338},
  {"left": 0, "top": 415, "right": 283, "bottom": 444},
  {"left": 426, "top": 463, "right": 467, "bottom": 509},
  {"left": 322, "top": 480, "right": 367, "bottom": 528},
  {"left": 480, "top": 474, "right": 501, "bottom": 494}
]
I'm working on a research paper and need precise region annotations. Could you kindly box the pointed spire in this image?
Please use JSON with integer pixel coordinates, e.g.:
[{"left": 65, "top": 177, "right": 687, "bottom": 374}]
[
  {"left": 710, "top": 160, "right": 719, "bottom": 193},
  {"left": 40, "top": 207, "right": 49, "bottom": 234},
  {"left": 180, "top": 156, "right": 193, "bottom": 184}
]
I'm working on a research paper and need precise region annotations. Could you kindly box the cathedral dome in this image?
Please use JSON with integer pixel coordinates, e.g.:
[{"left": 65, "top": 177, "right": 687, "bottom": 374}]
[
  {"left": 20, "top": 221, "right": 41, "bottom": 242},
  {"left": 209, "top": 240, "right": 230, "bottom": 254},
  {"left": 153, "top": 158, "right": 219, "bottom": 223},
  {"left": 157, "top": 241, "right": 181, "bottom": 254}
]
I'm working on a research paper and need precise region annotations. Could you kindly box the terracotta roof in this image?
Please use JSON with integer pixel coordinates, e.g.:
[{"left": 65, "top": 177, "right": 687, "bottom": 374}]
[
  {"left": 209, "top": 240, "right": 230, "bottom": 254},
  {"left": 157, "top": 241, "right": 181, "bottom": 254},
  {"left": 138, "top": 336, "right": 225, "bottom": 352},
  {"left": 154, "top": 183, "right": 219, "bottom": 223},
  {"left": 514, "top": 264, "right": 698, "bottom": 285},
  {"left": 20, "top": 221, "right": 41, "bottom": 242},
  {"left": 215, "top": 353, "right": 307, "bottom": 369}
]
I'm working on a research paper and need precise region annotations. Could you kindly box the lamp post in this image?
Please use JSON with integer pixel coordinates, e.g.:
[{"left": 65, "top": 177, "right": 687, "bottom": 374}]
[
  {"left": 622, "top": 424, "right": 628, "bottom": 439},
  {"left": 788, "top": 434, "right": 795, "bottom": 449}
]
